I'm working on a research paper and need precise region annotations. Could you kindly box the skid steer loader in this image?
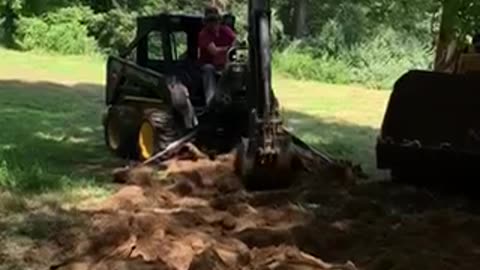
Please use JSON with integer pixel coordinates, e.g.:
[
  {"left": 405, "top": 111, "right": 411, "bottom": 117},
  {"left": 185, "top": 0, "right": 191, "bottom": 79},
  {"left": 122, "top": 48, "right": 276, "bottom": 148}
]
[
  {"left": 102, "top": 0, "right": 299, "bottom": 190},
  {"left": 376, "top": 32, "right": 480, "bottom": 185}
]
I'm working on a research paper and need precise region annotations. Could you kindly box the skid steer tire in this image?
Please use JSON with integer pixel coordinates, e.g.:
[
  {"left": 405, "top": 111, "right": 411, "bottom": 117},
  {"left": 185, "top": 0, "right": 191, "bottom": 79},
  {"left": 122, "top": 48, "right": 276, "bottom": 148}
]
[
  {"left": 104, "top": 105, "right": 142, "bottom": 159},
  {"left": 137, "top": 108, "right": 182, "bottom": 161}
]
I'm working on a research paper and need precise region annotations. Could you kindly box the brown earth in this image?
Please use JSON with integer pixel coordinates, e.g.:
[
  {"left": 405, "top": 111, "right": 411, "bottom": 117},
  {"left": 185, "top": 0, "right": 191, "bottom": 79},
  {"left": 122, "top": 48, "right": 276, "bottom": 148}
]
[{"left": 7, "top": 150, "right": 480, "bottom": 270}]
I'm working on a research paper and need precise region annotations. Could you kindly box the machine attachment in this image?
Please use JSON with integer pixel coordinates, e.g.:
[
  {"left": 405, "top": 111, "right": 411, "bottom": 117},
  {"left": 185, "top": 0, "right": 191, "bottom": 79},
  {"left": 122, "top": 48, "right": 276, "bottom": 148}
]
[
  {"left": 376, "top": 69, "right": 480, "bottom": 185},
  {"left": 234, "top": 0, "right": 296, "bottom": 190}
]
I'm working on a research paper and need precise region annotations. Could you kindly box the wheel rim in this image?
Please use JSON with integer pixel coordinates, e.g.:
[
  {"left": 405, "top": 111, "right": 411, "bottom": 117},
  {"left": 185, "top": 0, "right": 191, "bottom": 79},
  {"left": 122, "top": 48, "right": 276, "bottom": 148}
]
[
  {"left": 107, "top": 119, "right": 120, "bottom": 150},
  {"left": 138, "top": 121, "right": 155, "bottom": 160}
]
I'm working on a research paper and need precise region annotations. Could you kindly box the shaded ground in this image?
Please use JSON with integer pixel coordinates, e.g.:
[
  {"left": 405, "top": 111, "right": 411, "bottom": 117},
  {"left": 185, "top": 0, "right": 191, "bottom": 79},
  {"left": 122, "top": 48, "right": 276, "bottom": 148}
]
[
  {"left": 0, "top": 80, "right": 121, "bottom": 193},
  {"left": 0, "top": 80, "right": 117, "bottom": 270}
]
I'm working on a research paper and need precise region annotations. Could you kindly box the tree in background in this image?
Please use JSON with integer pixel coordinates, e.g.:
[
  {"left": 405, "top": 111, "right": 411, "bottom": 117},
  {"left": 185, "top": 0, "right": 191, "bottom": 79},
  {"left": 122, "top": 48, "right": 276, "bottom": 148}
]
[
  {"left": 433, "top": 0, "right": 480, "bottom": 72},
  {"left": 0, "top": 0, "right": 479, "bottom": 88},
  {"left": 1, "top": 1, "right": 17, "bottom": 48}
]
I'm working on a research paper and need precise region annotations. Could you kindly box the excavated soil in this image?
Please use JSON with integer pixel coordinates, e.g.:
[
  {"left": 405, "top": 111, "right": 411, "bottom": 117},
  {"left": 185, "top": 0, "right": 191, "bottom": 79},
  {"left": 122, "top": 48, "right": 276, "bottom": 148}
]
[{"left": 17, "top": 150, "right": 480, "bottom": 270}]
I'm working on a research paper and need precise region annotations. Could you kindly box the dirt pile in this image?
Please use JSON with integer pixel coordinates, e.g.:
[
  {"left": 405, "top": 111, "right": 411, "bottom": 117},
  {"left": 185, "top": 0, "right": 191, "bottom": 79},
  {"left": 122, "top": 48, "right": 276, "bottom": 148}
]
[
  {"left": 46, "top": 151, "right": 480, "bottom": 270},
  {"left": 50, "top": 153, "right": 358, "bottom": 270}
]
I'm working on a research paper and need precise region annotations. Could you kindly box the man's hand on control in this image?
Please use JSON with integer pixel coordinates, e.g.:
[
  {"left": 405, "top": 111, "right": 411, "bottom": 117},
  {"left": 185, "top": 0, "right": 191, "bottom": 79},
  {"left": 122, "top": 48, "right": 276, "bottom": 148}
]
[{"left": 207, "top": 42, "right": 229, "bottom": 55}]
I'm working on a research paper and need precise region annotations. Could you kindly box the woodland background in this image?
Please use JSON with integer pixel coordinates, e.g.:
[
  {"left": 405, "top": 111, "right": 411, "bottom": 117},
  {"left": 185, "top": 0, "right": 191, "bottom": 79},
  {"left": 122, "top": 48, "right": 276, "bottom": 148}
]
[{"left": 0, "top": 0, "right": 478, "bottom": 89}]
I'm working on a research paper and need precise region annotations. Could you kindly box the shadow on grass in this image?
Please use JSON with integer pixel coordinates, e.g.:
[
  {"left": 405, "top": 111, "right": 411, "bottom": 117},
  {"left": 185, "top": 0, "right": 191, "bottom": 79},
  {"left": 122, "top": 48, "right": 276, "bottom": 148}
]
[
  {"left": 0, "top": 79, "right": 386, "bottom": 194},
  {"left": 284, "top": 110, "right": 382, "bottom": 178},
  {"left": 0, "top": 80, "right": 122, "bottom": 193}
]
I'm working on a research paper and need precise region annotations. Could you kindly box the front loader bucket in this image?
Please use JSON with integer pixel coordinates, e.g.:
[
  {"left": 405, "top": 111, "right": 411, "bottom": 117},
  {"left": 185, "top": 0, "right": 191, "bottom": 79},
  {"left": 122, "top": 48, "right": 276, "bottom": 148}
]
[{"left": 376, "top": 70, "right": 480, "bottom": 183}]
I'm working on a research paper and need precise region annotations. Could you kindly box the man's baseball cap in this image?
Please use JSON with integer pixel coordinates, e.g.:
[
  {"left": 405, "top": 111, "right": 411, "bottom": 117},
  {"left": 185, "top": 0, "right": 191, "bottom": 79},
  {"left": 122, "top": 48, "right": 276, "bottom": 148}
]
[{"left": 204, "top": 6, "right": 221, "bottom": 22}]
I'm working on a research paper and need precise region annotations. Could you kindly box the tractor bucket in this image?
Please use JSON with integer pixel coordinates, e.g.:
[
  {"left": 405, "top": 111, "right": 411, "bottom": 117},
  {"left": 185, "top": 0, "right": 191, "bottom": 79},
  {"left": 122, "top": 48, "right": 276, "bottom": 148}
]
[{"left": 376, "top": 70, "right": 480, "bottom": 183}]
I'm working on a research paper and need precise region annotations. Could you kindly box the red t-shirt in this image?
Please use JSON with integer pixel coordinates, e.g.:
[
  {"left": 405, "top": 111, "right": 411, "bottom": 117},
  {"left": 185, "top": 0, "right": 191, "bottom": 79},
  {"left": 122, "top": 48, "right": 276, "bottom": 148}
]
[{"left": 198, "top": 25, "right": 236, "bottom": 68}]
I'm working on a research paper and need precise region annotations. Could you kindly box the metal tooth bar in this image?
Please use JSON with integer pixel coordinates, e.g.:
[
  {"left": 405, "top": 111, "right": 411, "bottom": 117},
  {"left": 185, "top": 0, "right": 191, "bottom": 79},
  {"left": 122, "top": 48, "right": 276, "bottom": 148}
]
[
  {"left": 401, "top": 140, "right": 421, "bottom": 148},
  {"left": 384, "top": 136, "right": 394, "bottom": 144},
  {"left": 440, "top": 143, "right": 452, "bottom": 149}
]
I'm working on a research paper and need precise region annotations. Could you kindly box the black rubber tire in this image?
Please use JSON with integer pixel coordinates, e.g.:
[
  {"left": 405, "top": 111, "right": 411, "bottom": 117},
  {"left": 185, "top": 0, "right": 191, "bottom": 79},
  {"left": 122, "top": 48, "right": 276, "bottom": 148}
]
[
  {"left": 104, "top": 105, "right": 142, "bottom": 159},
  {"left": 137, "top": 108, "right": 183, "bottom": 161}
]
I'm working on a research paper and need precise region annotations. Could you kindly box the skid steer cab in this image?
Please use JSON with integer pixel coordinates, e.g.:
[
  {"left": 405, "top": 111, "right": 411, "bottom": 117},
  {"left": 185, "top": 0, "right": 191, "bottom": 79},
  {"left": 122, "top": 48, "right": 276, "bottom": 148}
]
[{"left": 102, "top": 13, "right": 249, "bottom": 161}]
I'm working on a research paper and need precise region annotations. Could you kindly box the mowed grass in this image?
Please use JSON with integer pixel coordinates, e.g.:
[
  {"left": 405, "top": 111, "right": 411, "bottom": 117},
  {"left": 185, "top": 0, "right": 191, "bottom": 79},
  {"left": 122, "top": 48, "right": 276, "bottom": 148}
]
[
  {"left": 0, "top": 49, "right": 105, "bottom": 84},
  {"left": 274, "top": 77, "right": 390, "bottom": 175},
  {"left": 0, "top": 50, "right": 112, "bottom": 216},
  {"left": 0, "top": 48, "right": 391, "bottom": 209}
]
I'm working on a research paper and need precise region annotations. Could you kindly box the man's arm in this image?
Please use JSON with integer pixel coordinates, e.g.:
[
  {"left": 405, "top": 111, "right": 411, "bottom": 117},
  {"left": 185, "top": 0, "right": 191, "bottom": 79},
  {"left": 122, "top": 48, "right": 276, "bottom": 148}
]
[
  {"left": 224, "top": 26, "right": 236, "bottom": 45},
  {"left": 207, "top": 27, "right": 236, "bottom": 55},
  {"left": 206, "top": 43, "right": 229, "bottom": 55},
  {"left": 199, "top": 30, "right": 227, "bottom": 56}
]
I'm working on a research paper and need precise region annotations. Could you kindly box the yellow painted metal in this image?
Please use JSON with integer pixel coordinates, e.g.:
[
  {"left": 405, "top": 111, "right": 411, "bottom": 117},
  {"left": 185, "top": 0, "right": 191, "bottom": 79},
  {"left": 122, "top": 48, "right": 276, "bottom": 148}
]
[
  {"left": 138, "top": 121, "right": 155, "bottom": 159},
  {"left": 107, "top": 120, "right": 120, "bottom": 150}
]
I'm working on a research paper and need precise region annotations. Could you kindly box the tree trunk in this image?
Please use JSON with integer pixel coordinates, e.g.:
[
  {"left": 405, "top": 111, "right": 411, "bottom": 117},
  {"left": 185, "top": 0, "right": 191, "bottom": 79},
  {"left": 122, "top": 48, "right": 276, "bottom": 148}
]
[
  {"left": 292, "top": 0, "right": 307, "bottom": 38},
  {"left": 277, "top": 1, "right": 294, "bottom": 38},
  {"left": 433, "top": 0, "right": 462, "bottom": 72},
  {"left": 3, "top": 0, "right": 17, "bottom": 49}
]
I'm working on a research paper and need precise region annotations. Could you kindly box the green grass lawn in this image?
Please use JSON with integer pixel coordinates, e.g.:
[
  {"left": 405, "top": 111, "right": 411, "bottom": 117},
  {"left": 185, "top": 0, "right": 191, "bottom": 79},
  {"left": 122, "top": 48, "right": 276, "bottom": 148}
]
[
  {"left": 0, "top": 50, "right": 112, "bottom": 215},
  {"left": 0, "top": 49, "right": 105, "bottom": 84},
  {"left": 0, "top": 82, "right": 115, "bottom": 211},
  {"left": 0, "top": 48, "right": 391, "bottom": 210}
]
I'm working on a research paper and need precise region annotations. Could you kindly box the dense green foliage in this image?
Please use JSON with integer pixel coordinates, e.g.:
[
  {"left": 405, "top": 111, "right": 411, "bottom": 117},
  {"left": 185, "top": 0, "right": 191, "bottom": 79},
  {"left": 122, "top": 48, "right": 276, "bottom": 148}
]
[
  {"left": 15, "top": 7, "right": 98, "bottom": 54},
  {"left": 0, "top": 0, "right": 478, "bottom": 89},
  {"left": 273, "top": 27, "right": 434, "bottom": 89}
]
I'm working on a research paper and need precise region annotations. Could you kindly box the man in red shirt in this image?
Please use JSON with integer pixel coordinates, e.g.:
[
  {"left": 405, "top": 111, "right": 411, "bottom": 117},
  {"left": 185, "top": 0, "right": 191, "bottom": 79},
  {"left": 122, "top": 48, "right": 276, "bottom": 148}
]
[
  {"left": 198, "top": 6, "right": 236, "bottom": 69},
  {"left": 198, "top": 6, "right": 236, "bottom": 106}
]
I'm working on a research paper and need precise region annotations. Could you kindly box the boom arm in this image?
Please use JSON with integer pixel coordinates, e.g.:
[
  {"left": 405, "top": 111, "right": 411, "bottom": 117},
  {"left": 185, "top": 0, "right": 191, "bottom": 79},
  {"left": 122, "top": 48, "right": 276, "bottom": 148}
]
[
  {"left": 235, "top": 0, "right": 295, "bottom": 190},
  {"left": 248, "top": 0, "right": 274, "bottom": 118}
]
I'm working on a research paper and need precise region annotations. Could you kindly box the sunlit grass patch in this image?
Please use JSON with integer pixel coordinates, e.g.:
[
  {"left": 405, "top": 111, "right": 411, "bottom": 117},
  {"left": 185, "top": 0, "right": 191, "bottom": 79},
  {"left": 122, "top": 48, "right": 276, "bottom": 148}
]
[{"left": 274, "top": 75, "right": 390, "bottom": 175}]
